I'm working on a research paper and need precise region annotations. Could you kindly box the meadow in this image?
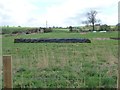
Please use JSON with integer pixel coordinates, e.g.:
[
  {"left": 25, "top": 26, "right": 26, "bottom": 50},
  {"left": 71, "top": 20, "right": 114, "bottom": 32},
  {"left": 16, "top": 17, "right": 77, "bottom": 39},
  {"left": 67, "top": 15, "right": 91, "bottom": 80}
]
[{"left": 2, "top": 28, "right": 118, "bottom": 88}]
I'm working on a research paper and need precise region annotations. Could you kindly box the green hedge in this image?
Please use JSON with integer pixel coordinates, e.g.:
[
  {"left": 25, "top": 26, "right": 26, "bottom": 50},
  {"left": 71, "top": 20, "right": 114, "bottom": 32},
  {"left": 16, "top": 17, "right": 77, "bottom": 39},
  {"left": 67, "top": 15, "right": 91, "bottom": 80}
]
[{"left": 2, "top": 27, "right": 52, "bottom": 34}]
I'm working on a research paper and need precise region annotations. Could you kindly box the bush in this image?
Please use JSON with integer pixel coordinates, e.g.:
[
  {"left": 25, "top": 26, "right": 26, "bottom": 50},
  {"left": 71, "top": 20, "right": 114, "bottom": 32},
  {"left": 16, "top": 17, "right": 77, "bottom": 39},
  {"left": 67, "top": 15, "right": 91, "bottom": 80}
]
[
  {"left": 12, "top": 31, "right": 22, "bottom": 34},
  {"left": 69, "top": 26, "right": 73, "bottom": 32},
  {"left": 2, "top": 27, "right": 31, "bottom": 34},
  {"left": 44, "top": 28, "right": 52, "bottom": 33},
  {"left": 2, "top": 27, "right": 52, "bottom": 35},
  {"left": 99, "top": 24, "right": 111, "bottom": 31}
]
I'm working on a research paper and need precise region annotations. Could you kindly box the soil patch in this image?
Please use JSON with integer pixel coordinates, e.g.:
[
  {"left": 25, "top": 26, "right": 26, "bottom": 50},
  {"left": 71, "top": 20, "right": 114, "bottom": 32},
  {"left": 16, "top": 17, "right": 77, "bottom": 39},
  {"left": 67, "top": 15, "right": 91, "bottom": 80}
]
[{"left": 92, "top": 38, "right": 110, "bottom": 40}]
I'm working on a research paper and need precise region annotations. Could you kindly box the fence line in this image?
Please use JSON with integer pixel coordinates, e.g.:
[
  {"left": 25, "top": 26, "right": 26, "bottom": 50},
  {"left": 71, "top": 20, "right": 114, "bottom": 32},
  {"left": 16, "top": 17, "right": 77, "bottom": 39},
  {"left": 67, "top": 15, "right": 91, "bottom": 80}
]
[{"left": 3, "top": 55, "right": 12, "bottom": 88}]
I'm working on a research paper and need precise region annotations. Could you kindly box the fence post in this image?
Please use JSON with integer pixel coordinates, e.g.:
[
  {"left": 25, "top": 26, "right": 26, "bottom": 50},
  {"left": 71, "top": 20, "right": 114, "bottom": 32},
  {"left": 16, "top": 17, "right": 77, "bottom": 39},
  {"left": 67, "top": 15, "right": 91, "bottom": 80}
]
[
  {"left": 117, "top": 70, "right": 120, "bottom": 90},
  {"left": 3, "top": 56, "right": 12, "bottom": 88}
]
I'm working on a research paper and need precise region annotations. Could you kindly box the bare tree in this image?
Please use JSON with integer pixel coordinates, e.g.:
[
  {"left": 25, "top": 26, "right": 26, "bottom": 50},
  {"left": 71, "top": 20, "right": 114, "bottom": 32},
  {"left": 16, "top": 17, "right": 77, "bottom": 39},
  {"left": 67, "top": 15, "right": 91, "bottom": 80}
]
[{"left": 83, "top": 10, "right": 100, "bottom": 31}]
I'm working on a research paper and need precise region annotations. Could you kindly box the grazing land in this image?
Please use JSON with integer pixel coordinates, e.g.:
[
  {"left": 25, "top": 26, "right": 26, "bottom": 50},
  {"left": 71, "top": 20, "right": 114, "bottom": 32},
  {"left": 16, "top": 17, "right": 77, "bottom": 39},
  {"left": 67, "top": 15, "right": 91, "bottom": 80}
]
[{"left": 2, "top": 28, "right": 118, "bottom": 88}]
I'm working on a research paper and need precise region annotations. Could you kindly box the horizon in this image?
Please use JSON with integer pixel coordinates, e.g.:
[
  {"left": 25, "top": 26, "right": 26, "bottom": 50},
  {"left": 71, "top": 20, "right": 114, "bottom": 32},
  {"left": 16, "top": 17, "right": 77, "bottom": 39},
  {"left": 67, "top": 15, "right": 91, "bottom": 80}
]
[{"left": 0, "top": 24, "right": 117, "bottom": 28}]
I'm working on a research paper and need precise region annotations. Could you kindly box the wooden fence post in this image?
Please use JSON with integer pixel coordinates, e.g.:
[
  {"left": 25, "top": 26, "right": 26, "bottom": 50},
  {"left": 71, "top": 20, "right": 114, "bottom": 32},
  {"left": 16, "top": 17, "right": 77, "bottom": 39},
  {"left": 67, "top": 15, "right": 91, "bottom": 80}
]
[
  {"left": 118, "top": 67, "right": 120, "bottom": 90},
  {"left": 3, "top": 56, "right": 12, "bottom": 88}
]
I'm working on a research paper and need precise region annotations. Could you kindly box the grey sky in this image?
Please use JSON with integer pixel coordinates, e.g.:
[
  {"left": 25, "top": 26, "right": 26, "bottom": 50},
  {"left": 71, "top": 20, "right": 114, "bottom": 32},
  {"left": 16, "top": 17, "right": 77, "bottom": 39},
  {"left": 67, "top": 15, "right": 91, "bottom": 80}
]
[{"left": 0, "top": 0, "right": 119, "bottom": 27}]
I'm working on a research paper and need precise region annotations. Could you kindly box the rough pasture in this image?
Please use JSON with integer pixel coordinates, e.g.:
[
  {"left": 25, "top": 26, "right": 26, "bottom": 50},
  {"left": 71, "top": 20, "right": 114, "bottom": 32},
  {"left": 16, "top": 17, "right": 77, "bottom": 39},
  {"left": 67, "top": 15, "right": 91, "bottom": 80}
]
[{"left": 2, "top": 28, "right": 118, "bottom": 88}]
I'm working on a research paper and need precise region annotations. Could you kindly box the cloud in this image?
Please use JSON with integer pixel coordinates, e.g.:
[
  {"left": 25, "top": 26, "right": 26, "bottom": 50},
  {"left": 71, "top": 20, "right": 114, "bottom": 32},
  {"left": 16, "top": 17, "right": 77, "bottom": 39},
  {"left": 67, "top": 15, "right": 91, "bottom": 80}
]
[
  {"left": 0, "top": 0, "right": 39, "bottom": 26},
  {"left": 40, "top": 0, "right": 119, "bottom": 26},
  {"left": 0, "top": 0, "right": 119, "bottom": 27},
  {"left": 118, "top": 1, "right": 120, "bottom": 23},
  {"left": 64, "top": 0, "right": 118, "bottom": 26}
]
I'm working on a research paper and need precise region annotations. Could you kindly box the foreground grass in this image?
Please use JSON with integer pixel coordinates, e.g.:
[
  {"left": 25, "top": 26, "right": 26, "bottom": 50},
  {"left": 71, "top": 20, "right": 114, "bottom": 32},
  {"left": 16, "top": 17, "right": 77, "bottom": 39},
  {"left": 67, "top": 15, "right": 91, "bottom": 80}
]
[
  {"left": 0, "top": 35, "right": 2, "bottom": 89},
  {"left": 2, "top": 30, "right": 118, "bottom": 88}
]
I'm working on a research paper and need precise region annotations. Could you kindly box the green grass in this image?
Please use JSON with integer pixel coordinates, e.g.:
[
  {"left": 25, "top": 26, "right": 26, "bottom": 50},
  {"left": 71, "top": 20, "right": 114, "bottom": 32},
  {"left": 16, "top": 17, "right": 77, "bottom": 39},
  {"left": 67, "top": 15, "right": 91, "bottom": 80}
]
[
  {"left": 2, "top": 27, "right": 33, "bottom": 34},
  {"left": 2, "top": 29, "right": 118, "bottom": 88},
  {"left": 0, "top": 35, "right": 2, "bottom": 89},
  {"left": 3, "top": 30, "right": 118, "bottom": 39}
]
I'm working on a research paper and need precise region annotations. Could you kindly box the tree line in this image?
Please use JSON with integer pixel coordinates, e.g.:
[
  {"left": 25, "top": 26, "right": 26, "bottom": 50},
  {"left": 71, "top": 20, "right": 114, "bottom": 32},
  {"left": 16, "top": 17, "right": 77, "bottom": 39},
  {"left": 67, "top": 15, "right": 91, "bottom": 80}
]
[{"left": 69, "top": 10, "right": 118, "bottom": 32}]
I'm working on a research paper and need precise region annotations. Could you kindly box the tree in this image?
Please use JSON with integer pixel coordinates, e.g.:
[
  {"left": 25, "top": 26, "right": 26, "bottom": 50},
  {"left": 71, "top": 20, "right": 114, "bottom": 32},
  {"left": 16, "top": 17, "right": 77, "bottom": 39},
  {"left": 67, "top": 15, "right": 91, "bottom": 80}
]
[
  {"left": 18, "top": 26, "right": 21, "bottom": 27},
  {"left": 69, "top": 26, "right": 73, "bottom": 32},
  {"left": 83, "top": 10, "right": 100, "bottom": 31}
]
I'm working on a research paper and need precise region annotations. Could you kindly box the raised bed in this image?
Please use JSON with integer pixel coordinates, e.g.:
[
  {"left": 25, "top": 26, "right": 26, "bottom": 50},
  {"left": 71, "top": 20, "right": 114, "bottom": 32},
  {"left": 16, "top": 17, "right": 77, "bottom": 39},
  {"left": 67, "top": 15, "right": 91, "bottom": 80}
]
[{"left": 14, "top": 38, "right": 91, "bottom": 43}]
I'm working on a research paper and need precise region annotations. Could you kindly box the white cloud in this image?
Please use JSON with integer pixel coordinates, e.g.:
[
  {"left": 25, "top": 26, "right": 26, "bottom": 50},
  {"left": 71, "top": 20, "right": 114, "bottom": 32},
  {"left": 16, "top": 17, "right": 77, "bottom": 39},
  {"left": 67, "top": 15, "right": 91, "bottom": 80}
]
[
  {"left": 0, "top": 0, "right": 39, "bottom": 26},
  {"left": 118, "top": 1, "right": 120, "bottom": 23},
  {"left": 0, "top": 0, "right": 119, "bottom": 27},
  {"left": 39, "top": 0, "right": 119, "bottom": 26}
]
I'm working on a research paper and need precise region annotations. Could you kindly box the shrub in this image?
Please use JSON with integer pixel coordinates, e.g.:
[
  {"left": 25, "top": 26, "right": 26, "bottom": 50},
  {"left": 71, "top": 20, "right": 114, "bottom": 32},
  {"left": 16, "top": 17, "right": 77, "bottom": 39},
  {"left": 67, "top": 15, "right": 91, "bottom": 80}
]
[
  {"left": 2, "top": 27, "right": 52, "bottom": 35},
  {"left": 44, "top": 28, "right": 52, "bottom": 33},
  {"left": 69, "top": 26, "right": 73, "bottom": 32},
  {"left": 99, "top": 24, "right": 111, "bottom": 31}
]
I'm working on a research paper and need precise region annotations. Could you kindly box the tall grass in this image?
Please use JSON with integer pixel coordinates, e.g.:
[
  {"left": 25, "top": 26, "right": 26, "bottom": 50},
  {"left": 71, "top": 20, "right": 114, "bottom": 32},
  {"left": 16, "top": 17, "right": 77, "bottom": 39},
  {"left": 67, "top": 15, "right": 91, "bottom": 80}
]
[
  {"left": 0, "top": 35, "right": 2, "bottom": 89},
  {"left": 2, "top": 30, "right": 118, "bottom": 88}
]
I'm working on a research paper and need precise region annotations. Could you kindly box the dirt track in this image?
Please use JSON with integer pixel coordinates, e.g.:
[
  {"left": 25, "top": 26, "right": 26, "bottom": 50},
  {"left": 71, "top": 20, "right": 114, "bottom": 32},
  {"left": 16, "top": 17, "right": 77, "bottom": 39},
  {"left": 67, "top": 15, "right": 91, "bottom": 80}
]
[{"left": 92, "top": 38, "right": 110, "bottom": 40}]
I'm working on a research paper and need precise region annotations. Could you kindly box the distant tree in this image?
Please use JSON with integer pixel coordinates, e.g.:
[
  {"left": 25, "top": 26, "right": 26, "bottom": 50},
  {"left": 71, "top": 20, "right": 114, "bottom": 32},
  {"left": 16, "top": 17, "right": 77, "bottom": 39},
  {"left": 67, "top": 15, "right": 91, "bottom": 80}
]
[
  {"left": 18, "top": 26, "right": 21, "bottom": 27},
  {"left": 99, "top": 24, "right": 111, "bottom": 31},
  {"left": 83, "top": 10, "right": 100, "bottom": 31},
  {"left": 52, "top": 26, "right": 55, "bottom": 28},
  {"left": 59, "top": 27, "right": 62, "bottom": 29},
  {"left": 69, "top": 26, "right": 73, "bottom": 32}
]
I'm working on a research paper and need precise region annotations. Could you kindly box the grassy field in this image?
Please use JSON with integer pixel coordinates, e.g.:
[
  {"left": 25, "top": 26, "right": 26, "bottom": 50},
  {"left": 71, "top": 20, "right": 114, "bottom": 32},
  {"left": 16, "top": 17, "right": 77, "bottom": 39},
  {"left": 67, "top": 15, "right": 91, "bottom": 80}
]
[
  {"left": 2, "top": 29, "right": 118, "bottom": 88},
  {"left": 1, "top": 27, "right": 32, "bottom": 34},
  {"left": 0, "top": 34, "right": 2, "bottom": 89}
]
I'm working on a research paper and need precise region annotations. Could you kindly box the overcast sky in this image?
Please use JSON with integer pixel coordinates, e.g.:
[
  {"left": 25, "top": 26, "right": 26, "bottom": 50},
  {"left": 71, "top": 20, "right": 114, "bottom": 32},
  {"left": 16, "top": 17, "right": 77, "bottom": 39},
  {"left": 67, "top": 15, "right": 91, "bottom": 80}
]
[{"left": 0, "top": 0, "right": 119, "bottom": 27}]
